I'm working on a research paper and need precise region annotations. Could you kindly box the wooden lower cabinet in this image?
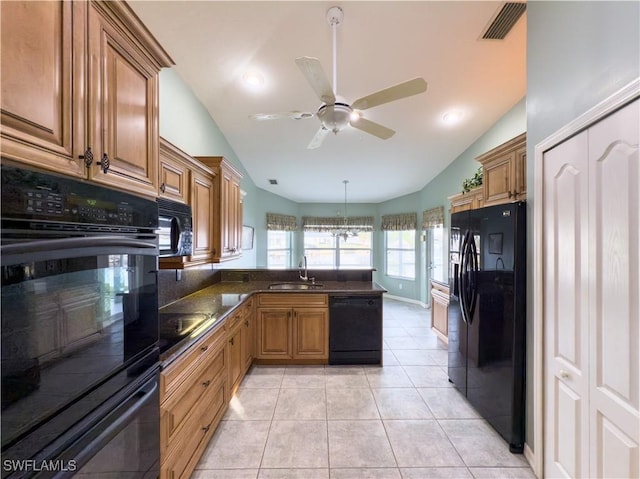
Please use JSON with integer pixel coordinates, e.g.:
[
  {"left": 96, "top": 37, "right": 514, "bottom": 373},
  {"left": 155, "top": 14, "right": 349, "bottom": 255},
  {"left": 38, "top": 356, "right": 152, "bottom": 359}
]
[
  {"left": 255, "top": 294, "right": 328, "bottom": 363},
  {"left": 430, "top": 281, "right": 450, "bottom": 343},
  {"left": 160, "top": 324, "right": 228, "bottom": 479},
  {"left": 227, "top": 299, "right": 254, "bottom": 395}
]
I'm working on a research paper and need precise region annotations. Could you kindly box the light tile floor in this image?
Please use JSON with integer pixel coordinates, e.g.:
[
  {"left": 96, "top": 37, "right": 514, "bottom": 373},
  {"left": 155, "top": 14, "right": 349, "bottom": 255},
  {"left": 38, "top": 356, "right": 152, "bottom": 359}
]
[{"left": 194, "top": 298, "right": 536, "bottom": 479}]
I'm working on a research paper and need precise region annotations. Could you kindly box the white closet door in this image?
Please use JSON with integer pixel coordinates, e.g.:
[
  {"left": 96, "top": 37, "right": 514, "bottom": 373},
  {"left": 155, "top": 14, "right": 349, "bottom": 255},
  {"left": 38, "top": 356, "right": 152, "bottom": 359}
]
[
  {"left": 543, "top": 96, "right": 640, "bottom": 479},
  {"left": 588, "top": 98, "right": 639, "bottom": 479},
  {"left": 543, "top": 130, "right": 591, "bottom": 479}
]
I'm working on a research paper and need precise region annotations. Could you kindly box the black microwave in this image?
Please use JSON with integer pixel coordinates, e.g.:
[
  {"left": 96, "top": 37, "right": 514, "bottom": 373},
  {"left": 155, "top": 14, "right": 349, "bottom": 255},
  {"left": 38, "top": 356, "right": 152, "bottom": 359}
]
[{"left": 157, "top": 197, "right": 193, "bottom": 257}]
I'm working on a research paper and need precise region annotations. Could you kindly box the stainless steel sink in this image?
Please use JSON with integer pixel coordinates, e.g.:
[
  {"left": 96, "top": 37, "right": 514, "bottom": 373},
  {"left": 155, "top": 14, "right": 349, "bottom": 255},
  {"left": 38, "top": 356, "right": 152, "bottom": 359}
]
[{"left": 268, "top": 282, "right": 324, "bottom": 290}]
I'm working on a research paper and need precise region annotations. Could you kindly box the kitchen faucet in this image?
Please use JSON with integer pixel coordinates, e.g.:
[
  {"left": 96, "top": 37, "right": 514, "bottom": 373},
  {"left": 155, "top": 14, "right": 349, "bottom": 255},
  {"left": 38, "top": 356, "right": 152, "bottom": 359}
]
[{"left": 298, "top": 255, "right": 314, "bottom": 283}]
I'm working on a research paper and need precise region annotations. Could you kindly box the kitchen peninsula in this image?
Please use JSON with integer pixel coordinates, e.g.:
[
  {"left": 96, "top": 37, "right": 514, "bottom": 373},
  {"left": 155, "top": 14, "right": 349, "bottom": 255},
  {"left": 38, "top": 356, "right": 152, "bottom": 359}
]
[{"left": 157, "top": 268, "right": 385, "bottom": 478}]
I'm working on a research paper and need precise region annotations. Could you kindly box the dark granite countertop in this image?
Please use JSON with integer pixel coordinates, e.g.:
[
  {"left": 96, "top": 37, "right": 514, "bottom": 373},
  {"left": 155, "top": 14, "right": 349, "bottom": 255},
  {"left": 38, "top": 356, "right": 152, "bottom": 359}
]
[{"left": 159, "top": 280, "right": 386, "bottom": 365}]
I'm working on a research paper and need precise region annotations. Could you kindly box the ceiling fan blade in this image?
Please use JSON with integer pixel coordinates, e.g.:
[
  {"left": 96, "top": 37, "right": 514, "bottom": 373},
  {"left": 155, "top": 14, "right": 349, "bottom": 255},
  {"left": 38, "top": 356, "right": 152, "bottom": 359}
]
[
  {"left": 351, "top": 78, "right": 427, "bottom": 110},
  {"left": 249, "top": 111, "right": 315, "bottom": 121},
  {"left": 295, "top": 57, "right": 336, "bottom": 105},
  {"left": 307, "top": 127, "right": 330, "bottom": 149},
  {"left": 350, "top": 117, "right": 395, "bottom": 140}
]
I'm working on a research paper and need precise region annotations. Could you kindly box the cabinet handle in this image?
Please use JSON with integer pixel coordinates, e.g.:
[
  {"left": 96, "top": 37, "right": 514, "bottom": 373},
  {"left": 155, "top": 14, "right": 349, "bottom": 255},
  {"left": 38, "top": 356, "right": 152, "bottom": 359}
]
[
  {"left": 559, "top": 370, "right": 570, "bottom": 379},
  {"left": 200, "top": 345, "right": 209, "bottom": 352},
  {"left": 508, "top": 190, "right": 519, "bottom": 199},
  {"left": 201, "top": 425, "right": 210, "bottom": 433},
  {"left": 229, "top": 337, "right": 235, "bottom": 346},
  {"left": 202, "top": 380, "right": 211, "bottom": 388},
  {"left": 160, "top": 183, "right": 166, "bottom": 193},
  {"left": 97, "top": 153, "right": 110, "bottom": 174},
  {"left": 79, "top": 147, "right": 94, "bottom": 168},
  {"left": 244, "top": 320, "right": 249, "bottom": 328}
]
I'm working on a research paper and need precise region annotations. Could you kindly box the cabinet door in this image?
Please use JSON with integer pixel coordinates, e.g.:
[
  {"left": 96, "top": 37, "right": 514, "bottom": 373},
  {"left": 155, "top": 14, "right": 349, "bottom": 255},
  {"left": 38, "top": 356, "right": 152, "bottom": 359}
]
[
  {"left": 158, "top": 150, "right": 189, "bottom": 202},
  {"left": 514, "top": 146, "right": 527, "bottom": 200},
  {"left": 219, "top": 168, "right": 243, "bottom": 258},
  {"left": 87, "top": 4, "right": 159, "bottom": 197},
  {"left": 482, "top": 152, "right": 515, "bottom": 206},
  {"left": 293, "top": 308, "right": 328, "bottom": 359},
  {"left": 256, "top": 308, "right": 292, "bottom": 359},
  {"left": 190, "top": 170, "right": 215, "bottom": 263},
  {"left": 0, "top": 1, "right": 85, "bottom": 177},
  {"left": 228, "top": 324, "right": 243, "bottom": 392},
  {"left": 430, "top": 285, "right": 449, "bottom": 341}
]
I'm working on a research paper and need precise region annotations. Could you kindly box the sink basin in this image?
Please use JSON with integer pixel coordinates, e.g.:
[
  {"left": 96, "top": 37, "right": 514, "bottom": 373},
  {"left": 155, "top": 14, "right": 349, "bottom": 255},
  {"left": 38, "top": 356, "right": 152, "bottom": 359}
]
[{"left": 268, "top": 282, "right": 324, "bottom": 290}]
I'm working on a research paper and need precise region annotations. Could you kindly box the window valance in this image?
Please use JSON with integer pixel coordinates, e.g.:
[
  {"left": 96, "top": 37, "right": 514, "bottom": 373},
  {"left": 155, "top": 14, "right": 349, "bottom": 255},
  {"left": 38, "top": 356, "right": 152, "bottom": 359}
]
[
  {"left": 380, "top": 213, "right": 417, "bottom": 231},
  {"left": 266, "top": 213, "right": 297, "bottom": 231},
  {"left": 302, "top": 216, "right": 375, "bottom": 232},
  {"left": 422, "top": 206, "right": 445, "bottom": 228}
]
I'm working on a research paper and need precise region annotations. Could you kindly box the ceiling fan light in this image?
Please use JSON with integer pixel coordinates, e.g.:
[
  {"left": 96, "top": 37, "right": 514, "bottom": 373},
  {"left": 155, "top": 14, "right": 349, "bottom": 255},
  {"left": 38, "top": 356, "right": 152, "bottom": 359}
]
[
  {"left": 242, "top": 70, "right": 264, "bottom": 87},
  {"left": 350, "top": 110, "right": 361, "bottom": 122},
  {"left": 318, "top": 103, "right": 352, "bottom": 133}
]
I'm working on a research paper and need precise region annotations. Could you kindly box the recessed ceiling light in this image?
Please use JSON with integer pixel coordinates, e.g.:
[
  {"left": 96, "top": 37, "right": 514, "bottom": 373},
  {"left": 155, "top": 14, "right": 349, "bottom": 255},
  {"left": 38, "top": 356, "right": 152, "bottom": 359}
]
[
  {"left": 443, "top": 110, "right": 464, "bottom": 125},
  {"left": 242, "top": 70, "right": 264, "bottom": 87}
]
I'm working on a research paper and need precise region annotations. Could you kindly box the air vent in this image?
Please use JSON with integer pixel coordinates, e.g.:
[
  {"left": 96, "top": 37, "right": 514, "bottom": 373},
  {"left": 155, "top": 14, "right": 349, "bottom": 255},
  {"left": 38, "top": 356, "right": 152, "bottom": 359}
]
[
  {"left": 268, "top": 179, "right": 278, "bottom": 185},
  {"left": 482, "top": 2, "right": 526, "bottom": 40}
]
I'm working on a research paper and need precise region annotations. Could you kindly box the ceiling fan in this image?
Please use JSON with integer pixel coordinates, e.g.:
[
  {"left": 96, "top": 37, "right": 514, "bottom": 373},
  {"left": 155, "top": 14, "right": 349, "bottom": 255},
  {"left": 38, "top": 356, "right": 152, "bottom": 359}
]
[{"left": 250, "top": 6, "right": 428, "bottom": 149}]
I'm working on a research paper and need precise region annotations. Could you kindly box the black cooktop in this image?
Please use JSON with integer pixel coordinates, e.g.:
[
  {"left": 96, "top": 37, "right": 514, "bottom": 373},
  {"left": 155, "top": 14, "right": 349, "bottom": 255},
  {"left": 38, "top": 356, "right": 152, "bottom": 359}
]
[{"left": 158, "top": 312, "right": 211, "bottom": 354}]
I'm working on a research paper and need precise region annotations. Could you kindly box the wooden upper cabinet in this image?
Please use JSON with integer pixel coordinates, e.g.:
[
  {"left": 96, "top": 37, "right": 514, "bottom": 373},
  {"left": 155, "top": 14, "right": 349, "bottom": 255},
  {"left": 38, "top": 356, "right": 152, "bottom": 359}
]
[
  {"left": 158, "top": 138, "right": 190, "bottom": 203},
  {"left": 190, "top": 168, "right": 216, "bottom": 265},
  {"left": 1, "top": 0, "right": 173, "bottom": 198},
  {"left": 448, "top": 187, "right": 483, "bottom": 214},
  {"left": 476, "top": 132, "right": 527, "bottom": 206},
  {"left": 87, "top": 1, "right": 172, "bottom": 197},
  {"left": 196, "top": 156, "right": 244, "bottom": 262},
  {"left": 0, "top": 1, "right": 85, "bottom": 176}
]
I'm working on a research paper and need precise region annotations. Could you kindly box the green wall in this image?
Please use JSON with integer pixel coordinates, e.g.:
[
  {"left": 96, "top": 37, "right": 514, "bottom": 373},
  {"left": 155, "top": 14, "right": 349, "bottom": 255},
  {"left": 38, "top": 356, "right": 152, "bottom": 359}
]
[{"left": 526, "top": 0, "right": 640, "bottom": 455}]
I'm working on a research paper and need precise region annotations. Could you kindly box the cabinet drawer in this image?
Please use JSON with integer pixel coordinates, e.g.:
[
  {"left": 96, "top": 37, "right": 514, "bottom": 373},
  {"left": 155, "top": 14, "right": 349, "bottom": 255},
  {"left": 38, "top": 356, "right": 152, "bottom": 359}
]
[
  {"left": 161, "top": 324, "right": 226, "bottom": 401},
  {"left": 226, "top": 310, "right": 242, "bottom": 331},
  {"left": 160, "top": 345, "right": 226, "bottom": 457},
  {"left": 160, "top": 375, "right": 227, "bottom": 479},
  {"left": 257, "top": 293, "right": 328, "bottom": 307}
]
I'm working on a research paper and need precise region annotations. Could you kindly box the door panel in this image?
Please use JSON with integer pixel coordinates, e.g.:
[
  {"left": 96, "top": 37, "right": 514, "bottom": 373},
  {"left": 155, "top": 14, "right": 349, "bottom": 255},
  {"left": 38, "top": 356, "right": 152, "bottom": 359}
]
[
  {"left": 543, "top": 130, "right": 590, "bottom": 479},
  {"left": 556, "top": 380, "right": 582, "bottom": 478},
  {"left": 588, "top": 98, "right": 639, "bottom": 478},
  {"left": 544, "top": 97, "right": 640, "bottom": 478}
]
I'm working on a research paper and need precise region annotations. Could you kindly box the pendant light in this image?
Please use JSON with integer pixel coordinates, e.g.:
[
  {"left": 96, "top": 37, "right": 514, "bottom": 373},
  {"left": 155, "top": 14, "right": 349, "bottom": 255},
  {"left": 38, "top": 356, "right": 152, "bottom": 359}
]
[{"left": 332, "top": 180, "right": 358, "bottom": 241}]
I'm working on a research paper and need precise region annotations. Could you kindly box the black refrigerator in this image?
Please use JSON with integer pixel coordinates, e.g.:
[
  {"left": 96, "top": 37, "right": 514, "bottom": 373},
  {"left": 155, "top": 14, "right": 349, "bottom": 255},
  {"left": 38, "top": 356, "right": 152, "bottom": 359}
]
[{"left": 447, "top": 201, "right": 526, "bottom": 453}]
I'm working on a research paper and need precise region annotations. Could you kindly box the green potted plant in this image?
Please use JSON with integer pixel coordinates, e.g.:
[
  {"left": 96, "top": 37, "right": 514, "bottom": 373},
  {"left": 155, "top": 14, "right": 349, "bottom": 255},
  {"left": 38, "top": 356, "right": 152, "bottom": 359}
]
[{"left": 462, "top": 167, "right": 483, "bottom": 193}]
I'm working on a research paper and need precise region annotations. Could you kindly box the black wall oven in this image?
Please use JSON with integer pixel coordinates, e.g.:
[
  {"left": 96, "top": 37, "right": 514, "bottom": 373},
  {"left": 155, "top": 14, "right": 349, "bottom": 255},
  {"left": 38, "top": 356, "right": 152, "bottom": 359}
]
[{"left": 1, "top": 165, "right": 160, "bottom": 478}]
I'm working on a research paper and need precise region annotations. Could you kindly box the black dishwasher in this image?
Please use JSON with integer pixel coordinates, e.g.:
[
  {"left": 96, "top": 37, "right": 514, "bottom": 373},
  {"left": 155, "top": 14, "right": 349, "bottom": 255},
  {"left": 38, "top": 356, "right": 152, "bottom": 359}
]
[{"left": 329, "top": 295, "right": 383, "bottom": 365}]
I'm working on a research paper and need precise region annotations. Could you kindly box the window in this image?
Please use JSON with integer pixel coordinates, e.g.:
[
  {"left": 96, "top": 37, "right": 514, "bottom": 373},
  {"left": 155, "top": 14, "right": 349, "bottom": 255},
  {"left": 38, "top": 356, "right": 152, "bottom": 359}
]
[
  {"left": 267, "top": 230, "right": 292, "bottom": 269},
  {"left": 303, "top": 231, "right": 372, "bottom": 269},
  {"left": 386, "top": 230, "right": 416, "bottom": 279}
]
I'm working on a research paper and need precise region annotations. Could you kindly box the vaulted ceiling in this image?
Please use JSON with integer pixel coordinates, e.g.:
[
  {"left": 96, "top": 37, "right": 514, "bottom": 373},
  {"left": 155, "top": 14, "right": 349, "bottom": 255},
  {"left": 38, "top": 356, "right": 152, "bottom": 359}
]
[{"left": 130, "top": 1, "right": 526, "bottom": 203}]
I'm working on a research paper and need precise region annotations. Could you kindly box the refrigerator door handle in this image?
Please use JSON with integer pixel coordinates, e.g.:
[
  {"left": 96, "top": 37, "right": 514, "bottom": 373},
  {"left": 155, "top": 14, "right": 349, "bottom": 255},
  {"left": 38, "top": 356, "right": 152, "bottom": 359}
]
[
  {"left": 459, "top": 231, "right": 470, "bottom": 325},
  {"left": 467, "top": 235, "right": 479, "bottom": 324}
]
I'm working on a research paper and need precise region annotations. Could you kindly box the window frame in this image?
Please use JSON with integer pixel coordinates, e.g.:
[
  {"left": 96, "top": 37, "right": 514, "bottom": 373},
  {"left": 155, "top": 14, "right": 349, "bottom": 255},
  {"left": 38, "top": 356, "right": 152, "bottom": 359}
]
[
  {"left": 385, "top": 229, "right": 416, "bottom": 280},
  {"left": 303, "top": 230, "right": 373, "bottom": 269},
  {"left": 267, "top": 230, "right": 293, "bottom": 269}
]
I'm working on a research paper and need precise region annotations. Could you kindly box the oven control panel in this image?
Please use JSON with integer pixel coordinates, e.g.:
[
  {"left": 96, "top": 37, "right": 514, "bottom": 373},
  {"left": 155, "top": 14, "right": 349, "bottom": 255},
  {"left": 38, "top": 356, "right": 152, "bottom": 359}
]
[{"left": 1, "top": 166, "right": 158, "bottom": 229}]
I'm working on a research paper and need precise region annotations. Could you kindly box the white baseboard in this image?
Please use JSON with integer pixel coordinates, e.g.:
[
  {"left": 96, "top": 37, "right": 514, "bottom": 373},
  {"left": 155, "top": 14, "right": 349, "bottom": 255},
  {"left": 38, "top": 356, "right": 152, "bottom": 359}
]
[
  {"left": 383, "top": 293, "right": 428, "bottom": 308},
  {"left": 524, "top": 443, "right": 539, "bottom": 478}
]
